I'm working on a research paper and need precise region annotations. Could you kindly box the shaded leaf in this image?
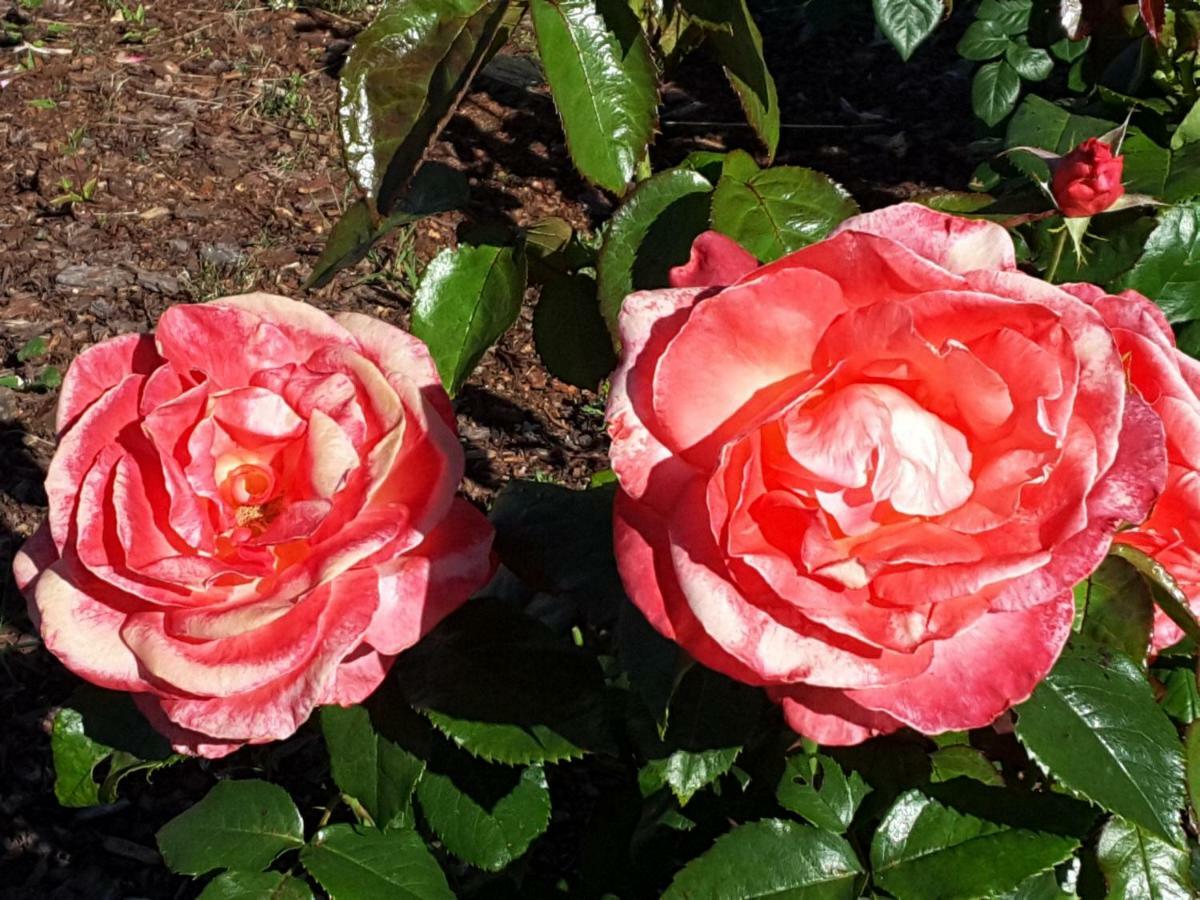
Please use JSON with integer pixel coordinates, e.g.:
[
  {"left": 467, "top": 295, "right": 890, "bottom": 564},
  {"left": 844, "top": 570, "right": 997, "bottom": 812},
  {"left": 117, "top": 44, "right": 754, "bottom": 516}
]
[
  {"left": 411, "top": 242, "right": 527, "bottom": 394},
  {"left": 663, "top": 819, "right": 863, "bottom": 900},
  {"left": 1014, "top": 638, "right": 1186, "bottom": 846},
  {"left": 415, "top": 765, "right": 551, "bottom": 871},
  {"left": 929, "top": 746, "right": 1005, "bottom": 787},
  {"left": 972, "top": 60, "right": 1021, "bottom": 127},
  {"left": 339, "top": 0, "right": 508, "bottom": 211},
  {"left": 1121, "top": 202, "right": 1200, "bottom": 324},
  {"left": 1160, "top": 668, "right": 1200, "bottom": 724},
  {"left": 1076, "top": 556, "right": 1153, "bottom": 665},
  {"left": 306, "top": 164, "right": 469, "bottom": 289},
  {"left": 871, "top": 791, "right": 1080, "bottom": 898},
  {"left": 596, "top": 166, "right": 714, "bottom": 335},
  {"left": 197, "top": 870, "right": 314, "bottom": 900},
  {"left": 300, "top": 824, "right": 453, "bottom": 900},
  {"left": 1098, "top": 816, "right": 1194, "bottom": 899},
  {"left": 156, "top": 780, "right": 305, "bottom": 876},
  {"left": 395, "top": 599, "right": 611, "bottom": 763},
  {"left": 533, "top": 272, "right": 617, "bottom": 390},
  {"left": 686, "top": 0, "right": 779, "bottom": 157},
  {"left": 321, "top": 705, "right": 425, "bottom": 829},
  {"left": 50, "top": 708, "right": 111, "bottom": 808},
  {"left": 530, "top": 0, "right": 658, "bottom": 194},
  {"left": 710, "top": 151, "right": 857, "bottom": 262},
  {"left": 777, "top": 753, "right": 871, "bottom": 833}
]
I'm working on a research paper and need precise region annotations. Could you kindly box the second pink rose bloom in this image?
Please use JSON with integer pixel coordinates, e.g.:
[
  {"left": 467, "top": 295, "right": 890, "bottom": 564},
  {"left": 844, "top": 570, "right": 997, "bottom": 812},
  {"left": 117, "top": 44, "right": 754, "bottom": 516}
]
[{"left": 606, "top": 204, "right": 1167, "bottom": 745}]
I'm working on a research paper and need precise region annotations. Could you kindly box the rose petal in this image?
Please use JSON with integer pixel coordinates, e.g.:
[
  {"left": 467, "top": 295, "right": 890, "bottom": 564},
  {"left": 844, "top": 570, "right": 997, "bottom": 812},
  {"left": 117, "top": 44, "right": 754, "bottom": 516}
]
[
  {"left": 669, "top": 231, "right": 759, "bottom": 289},
  {"left": 833, "top": 203, "right": 1017, "bottom": 274}
]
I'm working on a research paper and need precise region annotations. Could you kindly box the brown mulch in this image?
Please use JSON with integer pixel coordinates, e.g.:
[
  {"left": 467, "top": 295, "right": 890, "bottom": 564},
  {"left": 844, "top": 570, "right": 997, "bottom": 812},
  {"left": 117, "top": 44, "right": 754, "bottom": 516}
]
[{"left": 0, "top": 1, "right": 975, "bottom": 895}]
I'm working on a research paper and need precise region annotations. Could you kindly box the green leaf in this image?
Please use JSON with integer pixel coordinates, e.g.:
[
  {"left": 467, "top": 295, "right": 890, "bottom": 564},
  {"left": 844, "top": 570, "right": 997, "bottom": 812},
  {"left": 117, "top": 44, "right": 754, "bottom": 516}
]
[
  {"left": 1186, "top": 722, "right": 1200, "bottom": 819},
  {"left": 1050, "top": 35, "right": 1090, "bottom": 61},
  {"left": 871, "top": 791, "right": 1080, "bottom": 898},
  {"left": 1160, "top": 668, "right": 1200, "bottom": 724},
  {"left": 1076, "top": 557, "right": 1154, "bottom": 664},
  {"left": 37, "top": 366, "right": 63, "bottom": 390},
  {"left": 710, "top": 151, "right": 858, "bottom": 262},
  {"left": 1005, "top": 94, "right": 1112, "bottom": 154},
  {"left": 596, "top": 166, "right": 713, "bottom": 335},
  {"left": 197, "top": 870, "right": 315, "bottom": 900},
  {"left": 416, "top": 765, "right": 551, "bottom": 871},
  {"left": 1005, "top": 39, "right": 1053, "bottom": 81},
  {"left": 51, "top": 708, "right": 112, "bottom": 808},
  {"left": 17, "top": 336, "right": 48, "bottom": 361},
  {"left": 1097, "top": 816, "right": 1195, "bottom": 899},
  {"left": 873, "top": 0, "right": 944, "bottom": 61},
  {"left": 957, "top": 19, "right": 1009, "bottom": 60},
  {"left": 394, "top": 599, "right": 610, "bottom": 764},
  {"left": 929, "top": 746, "right": 1005, "bottom": 787},
  {"left": 532, "top": 272, "right": 617, "bottom": 390},
  {"left": 777, "top": 753, "right": 872, "bottom": 832},
  {"left": 972, "top": 60, "right": 1021, "bottom": 127},
  {"left": 687, "top": 0, "right": 779, "bottom": 158},
  {"left": 638, "top": 665, "right": 764, "bottom": 806},
  {"left": 1110, "top": 543, "right": 1200, "bottom": 645},
  {"left": 1121, "top": 202, "right": 1200, "bottom": 324},
  {"left": 321, "top": 706, "right": 425, "bottom": 830},
  {"left": 617, "top": 600, "right": 681, "bottom": 733},
  {"left": 306, "top": 164, "right": 469, "bottom": 289},
  {"left": 339, "top": 0, "right": 508, "bottom": 211},
  {"left": 663, "top": 819, "right": 863, "bottom": 899},
  {"left": 1014, "top": 638, "right": 1186, "bottom": 846},
  {"left": 977, "top": 0, "right": 1033, "bottom": 34},
  {"left": 300, "top": 824, "right": 454, "bottom": 900},
  {"left": 530, "top": 0, "right": 658, "bottom": 194},
  {"left": 411, "top": 242, "right": 527, "bottom": 394},
  {"left": 156, "top": 780, "right": 305, "bottom": 876}
]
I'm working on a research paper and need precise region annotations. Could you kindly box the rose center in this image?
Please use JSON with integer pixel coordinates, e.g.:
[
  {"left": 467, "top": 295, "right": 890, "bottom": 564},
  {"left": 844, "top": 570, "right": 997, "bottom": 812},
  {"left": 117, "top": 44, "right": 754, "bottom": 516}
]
[
  {"left": 782, "top": 383, "right": 975, "bottom": 534},
  {"left": 224, "top": 463, "right": 277, "bottom": 506}
]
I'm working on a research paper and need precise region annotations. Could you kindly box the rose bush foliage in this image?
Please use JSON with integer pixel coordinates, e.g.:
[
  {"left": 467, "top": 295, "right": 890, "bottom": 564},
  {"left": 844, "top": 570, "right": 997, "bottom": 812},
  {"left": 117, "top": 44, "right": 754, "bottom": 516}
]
[
  {"left": 14, "top": 293, "right": 493, "bottom": 757},
  {"left": 606, "top": 204, "right": 1167, "bottom": 745}
]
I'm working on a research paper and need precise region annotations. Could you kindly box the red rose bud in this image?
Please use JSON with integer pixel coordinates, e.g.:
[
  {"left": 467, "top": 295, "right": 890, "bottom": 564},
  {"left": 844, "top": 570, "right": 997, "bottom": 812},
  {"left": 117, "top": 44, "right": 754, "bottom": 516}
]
[{"left": 1050, "top": 138, "right": 1125, "bottom": 217}]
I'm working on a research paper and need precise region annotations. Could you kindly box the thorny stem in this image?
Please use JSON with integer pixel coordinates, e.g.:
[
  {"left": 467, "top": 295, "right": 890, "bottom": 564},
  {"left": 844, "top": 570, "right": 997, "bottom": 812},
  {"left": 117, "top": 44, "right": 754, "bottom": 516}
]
[{"left": 1046, "top": 225, "right": 1068, "bottom": 284}]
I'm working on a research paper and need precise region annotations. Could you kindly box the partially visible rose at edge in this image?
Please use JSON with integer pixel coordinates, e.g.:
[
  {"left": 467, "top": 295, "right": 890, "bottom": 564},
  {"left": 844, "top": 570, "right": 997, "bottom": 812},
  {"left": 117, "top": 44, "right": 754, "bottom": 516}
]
[
  {"left": 1050, "top": 137, "right": 1125, "bottom": 218},
  {"left": 1082, "top": 285, "right": 1200, "bottom": 652},
  {"left": 606, "top": 205, "right": 1165, "bottom": 746},
  {"left": 14, "top": 293, "right": 494, "bottom": 757}
]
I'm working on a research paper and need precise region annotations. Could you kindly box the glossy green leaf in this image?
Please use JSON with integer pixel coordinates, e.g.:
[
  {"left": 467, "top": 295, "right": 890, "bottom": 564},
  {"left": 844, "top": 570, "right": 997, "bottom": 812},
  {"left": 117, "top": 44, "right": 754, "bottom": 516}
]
[
  {"left": 1014, "top": 638, "right": 1186, "bottom": 845},
  {"left": 394, "top": 599, "right": 610, "bottom": 763},
  {"left": 339, "top": 0, "right": 507, "bottom": 211},
  {"left": 1097, "top": 816, "right": 1195, "bottom": 899},
  {"left": 929, "top": 746, "right": 1005, "bottom": 787},
  {"left": 416, "top": 765, "right": 551, "bottom": 871},
  {"left": 411, "top": 242, "right": 526, "bottom": 394},
  {"left": 1076, "top": 557, "right": 1153, "bottom": 664},
  {"left": 596, "top": 166, "right": 714, "bottom": 335},
  {"left": 306, "top": 164, "right": 469, "bottom": 289},
  {"left": 533, "top": 272, "right": 617, "bottom": 390},
  {"left": 321, "top": 706, "right": 425, "bottom": 830},
  {"left": 873, "top": 0, "right": 944, "bottom": 61},
  {"left": 197, "top": 870, "right": 314, "bottom": 900},
  {"left": 663, "top": 819, "right": 862, "bottom": 899},
  {"left": 300, "top": 824, "right": 453, "bottom": 900},
  {"left": 710, "top": 151, "right": 858, "bottom": 262},
  {"left": 871, "top": 791, "right": 1079, "bottom": 898},
  {"left": 50, "top": 708, "right": 112, "bottom": 808},
  {"left": 530, "top": 0, "right": 658, "bottom": 194},
  {"left": 977, "top": 0, "right": 1033, "bottom": 34},
  {"left": 972, "top": 60, "right": 1021, "bottom": 127},
  {"left": 997, "top": 870, "right": 1073, "bottom": 900},
  {"left": 1121, "top": 202, "right": 1200, "bottom": 324},
  {"left": 156, "top": 780, "right": 305, "bottom": 876},
  {"left": 957, "top": 19, "right": 1009, "bottom": 60},
  {"left": 639, "top": 665, "right": 764, "bottom": 806},
  {"left": 1005, "top": 94, "right": 1111, "bottom": 155},
  {"left": 777, "top": 753, "right": 871, "bottom": 832},
  {"left": 1005, "top": 39, "right": 1053, "bottom": 81},
  {"left": 1050, "top": 35, "right": 1090, "bottom": 61},
  {"left": 687, "top": 0, "right": 779, "bottom": 158},
  {"left": 1160, "top": 668, "right": 1200, "bottom": 724}
]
